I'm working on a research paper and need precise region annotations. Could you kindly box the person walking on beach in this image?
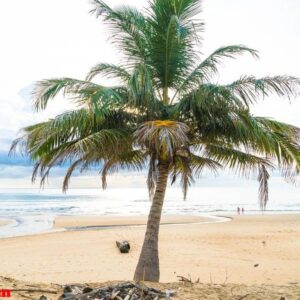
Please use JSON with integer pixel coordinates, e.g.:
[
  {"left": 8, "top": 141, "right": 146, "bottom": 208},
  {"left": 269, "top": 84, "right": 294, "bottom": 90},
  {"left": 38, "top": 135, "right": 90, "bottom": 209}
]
[
  {"left": 237, "top": 207, "right": 240, "bottom": 215},
  {"left": 242, "top": 208, "right": 245, "bottom": 215}
]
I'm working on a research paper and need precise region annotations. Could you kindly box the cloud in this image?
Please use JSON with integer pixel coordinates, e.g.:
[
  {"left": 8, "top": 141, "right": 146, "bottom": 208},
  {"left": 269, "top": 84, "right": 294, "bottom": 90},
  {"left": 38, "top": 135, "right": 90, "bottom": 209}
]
[{"left": 0, "top": 151, "right": 30, "bottom": 166}]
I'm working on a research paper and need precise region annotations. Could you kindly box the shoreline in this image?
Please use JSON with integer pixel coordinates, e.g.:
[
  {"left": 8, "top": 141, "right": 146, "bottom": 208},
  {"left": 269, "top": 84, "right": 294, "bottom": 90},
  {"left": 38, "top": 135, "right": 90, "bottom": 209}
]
[
  {"left": 0, "top": 214, "right": 227, "bottom": 239},
  {"left": 1, "top": 210, "right": 299, "bottom": 239},
  {"left": 54, "top": 214, "right": 231, "bottom": 231},
  {"left": 0, "top": 214, "right": 229, "bottom": 241},
  {"left": 0, "top": 214, "right": 299, "bottom": 285}
]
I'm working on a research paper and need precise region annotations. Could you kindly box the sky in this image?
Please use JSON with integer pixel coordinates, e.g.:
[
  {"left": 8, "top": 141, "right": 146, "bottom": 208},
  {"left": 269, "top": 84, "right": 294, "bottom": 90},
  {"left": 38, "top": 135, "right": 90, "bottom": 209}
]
[{"left": 0, "top": 0, "right": 299, "bottom": 191}]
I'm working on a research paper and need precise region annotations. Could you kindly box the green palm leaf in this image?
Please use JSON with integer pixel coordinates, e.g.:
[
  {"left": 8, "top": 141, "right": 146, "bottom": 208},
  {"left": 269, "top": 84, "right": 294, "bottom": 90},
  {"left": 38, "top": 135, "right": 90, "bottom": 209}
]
[
  {"left": 33, "top": 78, "right": 127, "bottom": 111},
  {"left": 175, "top": 45, "right": 258, "bottom": 98},
  {"left": 86, "top": 63, "right": 131, "bottom": 82},
  {"left": 91, "top": 1, "right": 149, "bottom": 63}
]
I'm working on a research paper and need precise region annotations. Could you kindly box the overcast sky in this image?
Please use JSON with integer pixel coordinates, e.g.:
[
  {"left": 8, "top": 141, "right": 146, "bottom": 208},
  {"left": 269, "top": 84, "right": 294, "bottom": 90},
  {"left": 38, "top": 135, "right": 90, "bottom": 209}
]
[{"left": 0, "top": 0, "right": 299, "bottom": 190}]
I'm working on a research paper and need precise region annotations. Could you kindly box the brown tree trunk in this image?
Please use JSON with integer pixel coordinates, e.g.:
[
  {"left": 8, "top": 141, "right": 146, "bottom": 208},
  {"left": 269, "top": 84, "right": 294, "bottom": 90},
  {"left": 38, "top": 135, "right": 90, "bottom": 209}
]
[{"left": 133, "top": 161, "right": 169, "bottom": 282}]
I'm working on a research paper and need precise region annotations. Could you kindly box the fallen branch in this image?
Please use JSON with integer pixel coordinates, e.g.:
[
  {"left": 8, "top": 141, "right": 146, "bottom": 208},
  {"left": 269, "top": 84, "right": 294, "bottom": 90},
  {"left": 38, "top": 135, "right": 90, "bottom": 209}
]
[
  {"left": 10, "top": 288, "right": 57, "bottom": 294},
  {"left": 177, "top": 275, "right": 193, "bottom": 283}
]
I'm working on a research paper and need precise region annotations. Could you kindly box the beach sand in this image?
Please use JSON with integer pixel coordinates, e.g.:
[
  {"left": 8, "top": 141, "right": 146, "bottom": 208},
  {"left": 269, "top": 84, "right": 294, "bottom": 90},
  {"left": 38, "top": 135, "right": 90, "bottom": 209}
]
[
  {"left": 0, "top": 214, "right": 299, "bottom": 298},
  {"left": 54, "top": 214, "right": 213, "bottom": 228}
]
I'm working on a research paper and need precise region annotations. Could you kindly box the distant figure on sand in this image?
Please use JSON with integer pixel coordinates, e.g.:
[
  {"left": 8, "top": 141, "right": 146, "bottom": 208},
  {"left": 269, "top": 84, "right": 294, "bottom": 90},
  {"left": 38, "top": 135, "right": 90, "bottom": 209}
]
[
  {"left": 237, "top": 207, "right": 240, "bottom": 215},
  {"left": 242, "top": 208, "right": 245, "bottom": 215}
]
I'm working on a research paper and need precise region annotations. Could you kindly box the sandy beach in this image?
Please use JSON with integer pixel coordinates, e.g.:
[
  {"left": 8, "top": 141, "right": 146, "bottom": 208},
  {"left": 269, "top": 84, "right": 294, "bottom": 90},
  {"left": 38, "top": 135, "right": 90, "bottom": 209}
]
[{"left": 0, "top": 214, "right": 299, "bottom": 287}]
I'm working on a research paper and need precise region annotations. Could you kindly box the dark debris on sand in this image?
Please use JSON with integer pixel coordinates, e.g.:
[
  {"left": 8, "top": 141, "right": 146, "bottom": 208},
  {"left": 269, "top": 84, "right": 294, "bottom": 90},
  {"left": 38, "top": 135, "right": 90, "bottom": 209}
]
[{"left": 57, "top": 282, "right": 175, "bottom": 299}]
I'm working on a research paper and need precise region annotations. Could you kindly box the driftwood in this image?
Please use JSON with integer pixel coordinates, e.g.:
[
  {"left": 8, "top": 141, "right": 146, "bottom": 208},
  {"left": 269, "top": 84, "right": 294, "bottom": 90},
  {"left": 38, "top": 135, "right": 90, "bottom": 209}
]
[
  {"left": 176, "top": 275, "right": 199, "bottom": 284},
  {"left": 58, "top": 282, "right": 176, "bottom": 300},
  {"left": 177, "top": 275, "right": 193, "bottom": 283},
  {"left": 116, "top": 241, "right": 131, "bottom": 253},
  {"left": 10, "top": 288, "right": 57, "bottom": 294}
]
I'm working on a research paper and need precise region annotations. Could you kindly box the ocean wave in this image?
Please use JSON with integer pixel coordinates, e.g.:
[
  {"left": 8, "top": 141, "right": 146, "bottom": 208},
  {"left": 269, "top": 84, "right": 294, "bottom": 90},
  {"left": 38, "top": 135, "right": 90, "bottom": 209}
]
[{"left": 0, "top": 188, "right": 299, "bottom": 238}]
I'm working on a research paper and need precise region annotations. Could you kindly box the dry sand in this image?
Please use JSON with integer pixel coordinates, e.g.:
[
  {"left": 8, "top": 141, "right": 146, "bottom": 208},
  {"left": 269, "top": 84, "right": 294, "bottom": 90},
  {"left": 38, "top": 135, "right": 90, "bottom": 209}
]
[{"left": 0, "top": 214, "right": 299, "bottom": 298}]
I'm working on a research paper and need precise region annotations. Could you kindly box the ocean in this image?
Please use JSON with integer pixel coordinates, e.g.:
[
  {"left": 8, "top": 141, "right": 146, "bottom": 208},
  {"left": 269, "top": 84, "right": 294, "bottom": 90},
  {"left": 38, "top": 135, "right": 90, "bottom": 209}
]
[{"left": 0, "top": 187, "right": 299, "bottom": 238}]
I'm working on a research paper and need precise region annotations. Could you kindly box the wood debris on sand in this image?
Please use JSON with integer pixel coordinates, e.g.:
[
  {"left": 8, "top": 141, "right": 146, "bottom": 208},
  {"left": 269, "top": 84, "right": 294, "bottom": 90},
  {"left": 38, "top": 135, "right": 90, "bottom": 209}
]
[
  {"left": 116, "top": 241, "right": 131, "bottom": 254},
  {"left": 58, "top": 282, "right": 175, "bottom": 299}
]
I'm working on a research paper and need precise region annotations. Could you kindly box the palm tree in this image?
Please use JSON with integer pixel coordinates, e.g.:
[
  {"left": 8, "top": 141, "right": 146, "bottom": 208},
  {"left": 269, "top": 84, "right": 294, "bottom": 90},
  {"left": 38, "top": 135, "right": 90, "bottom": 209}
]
[{"left": 11, "top": 0, "right": 300, "bottom": 282}]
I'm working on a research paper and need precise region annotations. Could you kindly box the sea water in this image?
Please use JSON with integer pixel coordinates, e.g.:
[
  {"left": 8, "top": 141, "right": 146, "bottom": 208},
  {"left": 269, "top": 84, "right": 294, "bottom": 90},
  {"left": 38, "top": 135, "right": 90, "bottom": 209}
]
[{"left": 0, "top": 186, "right": 299, "bottom": 238}]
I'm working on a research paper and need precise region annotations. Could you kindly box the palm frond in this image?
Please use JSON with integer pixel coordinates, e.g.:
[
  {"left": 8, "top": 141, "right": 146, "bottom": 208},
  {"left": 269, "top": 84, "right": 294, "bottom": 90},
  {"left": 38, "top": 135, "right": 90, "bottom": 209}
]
[
  {"left": 147, "top": 154, "right": 157, "bottom": 199},
  {"left": 203, "top": 143, "right": 273, "bottom": 177},
  {"left": 101, "top": 150, "right": 146, "bottom": 189},
  {"left": 177, "top": 155, "right": 193, "bottom": 200},
  {"left": 91, "top": 0, "right": 149, "bottom": 63},
  {"left": 190, "top": 153, "right": 222, "bottom": 176},
  {"left": 147, "top": 0, "right": 204, "bottom": 94},
  {"left": 127, "top": 63, "right": 160, "bottom": 113},
  {"left": 63, "top": 159, "right": 83, "bottom": 192},
  {"left": 234, "top": 115, "right": 300, "bottom": 176},
  {"left": 33, "top": 78, "right": 127, "bottom": 111},
  {"left": 86, "top": 63, "right": 131, "bottom": 82},
  {"left": 148, "top": 0, "right": 203, "bottom": 32},
  {"left": 258, "top": 164, "right": 270, "bottom": 211},
  {"left": 176, "top": 45, "right": 258, "bottom": 98},
  {"left": 171, "top": 152, "right": 222, "bottom": 200},
  {"left": 224, "top": 75, "right": 300, "bottom": 106}
]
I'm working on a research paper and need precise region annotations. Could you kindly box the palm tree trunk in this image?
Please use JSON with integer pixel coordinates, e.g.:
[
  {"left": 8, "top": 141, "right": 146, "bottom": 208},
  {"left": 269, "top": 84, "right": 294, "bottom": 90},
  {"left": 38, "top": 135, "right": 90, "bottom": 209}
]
[
  {"left": 163, "top": 87, "right": 169, "bottom": 105},
  {"left": 133, "top": 161, "right": 169, "bottom": 282}
]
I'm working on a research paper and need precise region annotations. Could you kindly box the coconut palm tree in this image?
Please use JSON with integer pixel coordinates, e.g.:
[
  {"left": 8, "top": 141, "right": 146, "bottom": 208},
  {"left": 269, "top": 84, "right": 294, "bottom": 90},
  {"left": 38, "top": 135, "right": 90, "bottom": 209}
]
[{"left": 11, "top": 0, "right": 300, "bottom": 282}]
